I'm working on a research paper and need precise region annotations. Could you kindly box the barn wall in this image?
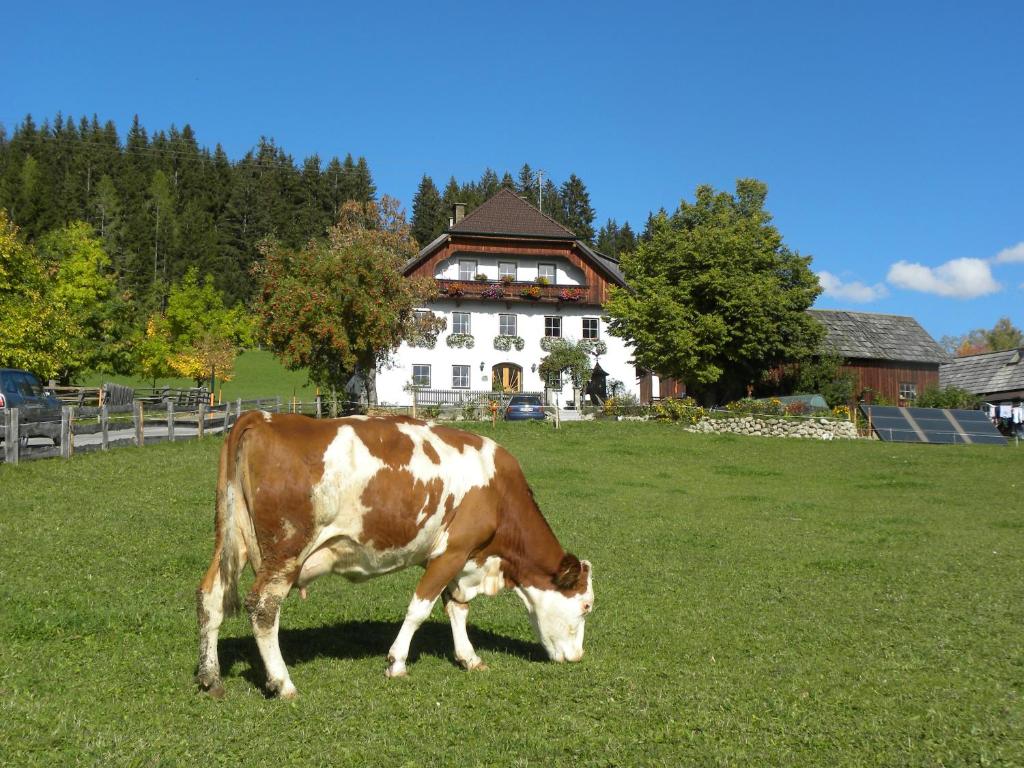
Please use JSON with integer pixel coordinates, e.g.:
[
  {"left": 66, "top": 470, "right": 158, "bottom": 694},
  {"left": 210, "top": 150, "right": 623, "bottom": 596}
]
[{"left": 842, "top": 360, "right": 940, "bottom": 404}]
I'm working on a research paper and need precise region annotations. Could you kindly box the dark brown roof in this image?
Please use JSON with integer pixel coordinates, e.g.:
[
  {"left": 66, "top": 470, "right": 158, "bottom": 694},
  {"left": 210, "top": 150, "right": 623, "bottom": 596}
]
[
  {"left": 808, "top": 309, "right": 948, "bottom": 364},
  {"left": 940, "top": 348, "right": 1024, "bottom": 397},
  {"left": 449, "top": 188, "right": 578, "bottom": 239}
]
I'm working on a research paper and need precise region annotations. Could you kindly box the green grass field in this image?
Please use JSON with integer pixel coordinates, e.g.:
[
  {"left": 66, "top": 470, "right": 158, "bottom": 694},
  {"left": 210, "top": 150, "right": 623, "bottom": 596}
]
[
  {"left": 81, "top": 349, "right": 317, "bottom": 402},
  {"left": 1, "top": 423, "right": 1021, "bottom": 766}
]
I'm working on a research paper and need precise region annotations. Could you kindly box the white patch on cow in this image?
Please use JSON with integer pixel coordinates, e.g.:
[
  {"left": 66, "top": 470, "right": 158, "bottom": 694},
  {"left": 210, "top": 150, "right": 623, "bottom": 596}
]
[
  {"left": 397, "top": 422, "right": 498, "bottom": 512},
  {"left": 449, "top": 556, "right": 505, "bottom": 602},
  {"left": 514, "top": 564, "right": 594, "bottom": 663},
  {"left": 260, "top": 410, "right": 273, "bottom": 422},
  {"left": 429, "top": 529, "right": 449, "bottom": 558},
  {"left": 310, "top": 425, "right": 385, "bottom": 534}
]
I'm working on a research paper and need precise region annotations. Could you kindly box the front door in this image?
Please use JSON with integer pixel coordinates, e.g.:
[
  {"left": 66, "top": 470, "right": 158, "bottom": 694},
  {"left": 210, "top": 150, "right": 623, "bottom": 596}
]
[{"left": 492, "top": 363, "right": 522, "bottom": 393}]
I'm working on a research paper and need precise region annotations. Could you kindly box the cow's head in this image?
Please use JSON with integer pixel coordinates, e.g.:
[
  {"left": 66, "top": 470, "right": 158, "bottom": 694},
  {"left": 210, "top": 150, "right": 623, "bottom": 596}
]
[{"left": 516, "top": 555, "right": 594, "bottom": 663}]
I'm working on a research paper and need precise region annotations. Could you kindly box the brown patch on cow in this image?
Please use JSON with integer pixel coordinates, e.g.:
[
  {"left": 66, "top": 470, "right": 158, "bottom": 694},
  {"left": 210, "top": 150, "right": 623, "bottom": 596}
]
[
  {"left": 348, "top": 417, "right": 417, "bottom": 468},
  {"left": 245, "top": 591, "right": 284, "bottom": 631},
  {"left": 421, "top": 440, "right": 441, "bottom": 464},
  {"left": 359, "top": 468, "right": 446, "bottom": 549},
  {"left": 431, "top": 424, "right": 485, "bottom": 453}
]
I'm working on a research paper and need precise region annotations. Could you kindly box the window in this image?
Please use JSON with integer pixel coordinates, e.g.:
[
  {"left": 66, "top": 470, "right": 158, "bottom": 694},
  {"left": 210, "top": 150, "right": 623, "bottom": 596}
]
[
  {"left": 452, "top": 311, "right": 471, "bottom": 335},
  {"left": 545, "top": 371, "right": 562, "bottom": 390},
  {"left": 899, "top": 382, "right": 917, "bottom": 402},
  {"left": 452, "top": 365, "right": 470, "bottom": 389},
  {"left": 499, "top": 262, "right": 517, "bottom": 280},
  {"left": 583, "top": 317, "right": 600, "bottom": 339},
  {"left": 544, "top": 316, "right": 562, "bottom": 337},
  {"left": 414, "top": 309, "right": 429, "bottom": 322},
  {"left": 412, "top": 365, "right": 431, "bottom": 388},
  {"left": 499, "top": 314, "right": 517, "bottom": 336},
  {"left": 538, "top": 263, "right": 556, "bottom": 284},
  {"left": 458, "top": 259, "right": 477, "bottom": 281}
]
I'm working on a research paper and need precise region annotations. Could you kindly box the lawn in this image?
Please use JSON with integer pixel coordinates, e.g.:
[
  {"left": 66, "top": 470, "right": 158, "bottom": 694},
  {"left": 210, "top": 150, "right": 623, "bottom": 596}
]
[
  {"left": 80, "top": 348, "right": 317, "bottom": 402},
  {"left": 1, "top": 422, "right": 1021, "bottom": 766}
]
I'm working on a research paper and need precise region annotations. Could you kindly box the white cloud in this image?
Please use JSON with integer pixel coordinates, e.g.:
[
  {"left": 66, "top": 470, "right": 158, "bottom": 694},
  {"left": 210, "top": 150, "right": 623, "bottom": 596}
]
[
  {"left": 994, "top": 242, "right": 1024, "bottom": 263},
  {"left": 886, "top": 258, "right": 1001, "bottom": 299},
  {"left": 816, "top": 271, "right": 888, "bottom": 302}
]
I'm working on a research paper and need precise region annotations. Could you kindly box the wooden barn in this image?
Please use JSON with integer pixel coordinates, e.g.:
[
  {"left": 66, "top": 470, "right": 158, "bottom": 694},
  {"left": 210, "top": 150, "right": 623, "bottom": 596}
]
[{"left": 808, "top": 309, "right": 949, "bottom": 405}]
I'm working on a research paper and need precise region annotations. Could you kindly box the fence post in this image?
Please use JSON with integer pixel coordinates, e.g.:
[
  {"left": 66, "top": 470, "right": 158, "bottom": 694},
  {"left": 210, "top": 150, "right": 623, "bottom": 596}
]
[
  {"left": 315, "top": 394, "right": 322, "bottom": 419},
  {"left": 61, "top": 406, "right": 73, "bottom": 459},
  {"left": 412, "top": 388, "right": 417, "bottom": 420},
  {"left": 236, "top": 399, "right": 243, "bottom": 424},
  {"left": 5, "top": 408, "right": 18, "bottom": 465},
  {"left": 135, "top": 401, "right": 145, "bottom": 447},
  {"left": 330, "top": 388, "right": 338, "bottom": 418},
  {"left": 168, "top": 401, "right": 176, "bottom": 442},
  {"left": 101, "top": 405, "right": 109, "bottom": 450},
  {"left": 198, "top": 402, "right": 206, "bottom": 439},
  {"left": 275, "top": 395, "right": 282, "bottom": 414}
]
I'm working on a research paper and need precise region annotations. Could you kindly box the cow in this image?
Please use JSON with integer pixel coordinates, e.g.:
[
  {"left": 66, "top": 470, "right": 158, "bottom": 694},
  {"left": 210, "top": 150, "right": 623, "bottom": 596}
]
[{"left": 195, "top": 411, "right": 594, "bottom": 699}]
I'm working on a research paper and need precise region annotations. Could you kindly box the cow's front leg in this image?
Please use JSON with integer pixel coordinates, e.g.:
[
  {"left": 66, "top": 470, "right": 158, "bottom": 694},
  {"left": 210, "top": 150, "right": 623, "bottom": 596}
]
[
  {"left": 443, "top": 589, "right": 486, "bottom": 671},
  {"left": 386, "top": 553, "right": 465, "bottom": 678}
]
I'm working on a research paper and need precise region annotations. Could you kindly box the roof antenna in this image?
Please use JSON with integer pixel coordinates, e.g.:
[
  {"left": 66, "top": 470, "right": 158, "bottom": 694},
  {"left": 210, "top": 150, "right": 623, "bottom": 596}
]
[{"left": 537, "top": 169, "right": 545, "bottom": 213}]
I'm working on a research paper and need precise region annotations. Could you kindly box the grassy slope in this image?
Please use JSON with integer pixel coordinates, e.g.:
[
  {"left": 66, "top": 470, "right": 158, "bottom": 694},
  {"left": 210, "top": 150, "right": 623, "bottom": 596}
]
[
  {"left": 80, "top": 349, "right": 317, "bottom": 401},
  {"left": 0, "top": 423, "right": 1021, "bottom": 766}
]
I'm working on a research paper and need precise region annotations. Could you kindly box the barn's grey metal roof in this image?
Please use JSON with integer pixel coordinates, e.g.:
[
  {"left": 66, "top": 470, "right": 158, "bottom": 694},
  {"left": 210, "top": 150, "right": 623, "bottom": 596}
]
[
  {"left": 808, "top": 309, "right": 948, "bottom": 364},
  {"left": 940, "top": 348, "right": 1024, "bottom": 397}
]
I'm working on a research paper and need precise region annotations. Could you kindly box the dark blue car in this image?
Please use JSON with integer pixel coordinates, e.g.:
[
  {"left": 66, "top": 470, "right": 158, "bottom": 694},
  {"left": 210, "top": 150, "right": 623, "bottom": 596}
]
[
  {"left": 0, "top": 368, "right": 63, "bottom": 445},
  {"left": 504, "top": 394, "right": 546, "bottom": 421}
]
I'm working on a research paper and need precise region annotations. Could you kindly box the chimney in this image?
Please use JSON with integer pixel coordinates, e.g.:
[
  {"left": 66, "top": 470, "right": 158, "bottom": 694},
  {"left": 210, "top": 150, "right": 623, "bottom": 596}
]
[{"left": 452, "top": 203, "right": 466, "bottom": 225}]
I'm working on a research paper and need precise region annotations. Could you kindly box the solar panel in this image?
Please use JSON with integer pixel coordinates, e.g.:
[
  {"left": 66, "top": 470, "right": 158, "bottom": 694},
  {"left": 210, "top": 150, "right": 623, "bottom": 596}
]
[{"left": 860, "top": 405, "right": 1007, "bottom": 445}]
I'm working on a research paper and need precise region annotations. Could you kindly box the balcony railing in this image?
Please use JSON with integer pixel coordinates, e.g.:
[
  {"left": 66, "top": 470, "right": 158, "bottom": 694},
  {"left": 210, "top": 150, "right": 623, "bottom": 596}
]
[{"left": 435, "top": 279, "right": 590, "bottom": 304}]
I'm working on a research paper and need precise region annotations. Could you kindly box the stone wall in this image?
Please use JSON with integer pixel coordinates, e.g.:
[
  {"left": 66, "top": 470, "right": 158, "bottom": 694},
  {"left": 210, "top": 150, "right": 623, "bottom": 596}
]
[{"left": 686, "top": 415, "right": 859, "bottom": 440}]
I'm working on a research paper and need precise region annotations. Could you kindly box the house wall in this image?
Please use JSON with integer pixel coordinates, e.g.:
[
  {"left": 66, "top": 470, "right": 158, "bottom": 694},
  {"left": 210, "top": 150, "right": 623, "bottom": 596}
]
[
  {"left": 377, "top": 299, "right": 638, "bottom": 405},
  {"left": 842, "top": 360, "right": 940, "bottom": 404}
]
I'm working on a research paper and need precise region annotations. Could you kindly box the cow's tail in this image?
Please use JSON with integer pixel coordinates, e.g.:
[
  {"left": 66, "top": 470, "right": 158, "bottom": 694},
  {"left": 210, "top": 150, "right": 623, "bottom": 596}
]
[{"left": 215, "top": 413, "right": 258, "bottom": 616}]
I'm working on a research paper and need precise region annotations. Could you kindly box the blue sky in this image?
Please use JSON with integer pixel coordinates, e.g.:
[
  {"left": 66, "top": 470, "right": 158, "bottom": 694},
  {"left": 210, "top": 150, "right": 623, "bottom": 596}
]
[{"left": 3, "top": 0, "right": 1022, "bottom": 344}]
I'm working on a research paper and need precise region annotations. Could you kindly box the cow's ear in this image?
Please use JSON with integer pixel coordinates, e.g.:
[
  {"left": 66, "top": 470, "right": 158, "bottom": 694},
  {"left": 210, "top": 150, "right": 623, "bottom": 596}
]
[{"left": 554, "top": 553, "right": 582, "bottom": 590}]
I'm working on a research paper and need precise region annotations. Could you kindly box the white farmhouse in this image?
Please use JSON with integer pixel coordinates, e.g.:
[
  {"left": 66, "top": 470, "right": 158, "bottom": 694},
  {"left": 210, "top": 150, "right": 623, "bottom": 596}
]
[{"left": 376, "top": 189, "right": 637, "bottom": 406}]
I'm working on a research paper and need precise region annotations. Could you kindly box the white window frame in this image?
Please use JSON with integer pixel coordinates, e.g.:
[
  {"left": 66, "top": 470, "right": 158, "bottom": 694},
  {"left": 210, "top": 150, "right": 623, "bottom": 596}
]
[
  {"left": 452, "top": 365, "right": 470, "bottom": 389},
  {"left": 412, "top": 364, "right": 431, "bottom": 388},
  {"left": 498, "top": 262, "right": 517, "bottom": 280},
  {"left": 899, "top": 382, "right": 917, "bottom": 401},
  {"left": 499, "top": 314, "right": 517, "bottom": 336},
  {"left": 452, "top": 311, "right": 471, "bottom": 335},
  {"left": 544, "top": 316, "right": 562, "bottom": 338},
  {"left": 582, "top": 317, "right": 600, "bottom": 340},
  {"left": 538, "top": 263, "right": 556, "bottom": 284},
  {"left": 458, "top": 259, "right": 478, "bottom": 281}
]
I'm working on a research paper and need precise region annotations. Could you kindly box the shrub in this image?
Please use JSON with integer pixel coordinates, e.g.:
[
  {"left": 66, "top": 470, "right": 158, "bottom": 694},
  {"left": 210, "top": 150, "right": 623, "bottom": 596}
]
[
  {"left": 446, "top": 333, "right": 475, "bottom": 349},
  {"left": 474, "top": 273, "right": 488, "bottom": 281},
  {"left": 655, "top": 396, "right": 703, "bottom": 424},
  {"left": 535, "top": 276, "right": 550, "bottom": 286},
  {"left": 493, "top": 335, "right": 525, "bottom": 352},
  {"left": 915, "top": 385, "right": 981, "bottom": 410}
]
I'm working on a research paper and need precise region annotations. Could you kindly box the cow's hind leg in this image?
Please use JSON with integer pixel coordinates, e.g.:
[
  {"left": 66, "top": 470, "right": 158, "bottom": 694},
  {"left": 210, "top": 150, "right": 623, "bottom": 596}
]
[
  {"left": 245, "top": 569, "right": 298, "bottom": 699},
  {"left": 196, "top": 550, "right": 227, "bottom": 698},
  {"left": 386, "top": 553, "right": 466, "bottom": 678},
  {"left": 442, "top": 589, "right": 486, "bottom": 671}
]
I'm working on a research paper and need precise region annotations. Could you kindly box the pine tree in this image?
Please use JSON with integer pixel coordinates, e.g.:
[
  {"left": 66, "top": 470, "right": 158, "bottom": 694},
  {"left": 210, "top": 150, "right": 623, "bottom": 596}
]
[
  {"left": 559, "top": 173, "right": 595, "bottom": 241},
  {"left": 411, "top": 174, "right": 444, "bottom": 246},
  {"left": 517, "top": 163, "right": 537, "bottom": 206}
]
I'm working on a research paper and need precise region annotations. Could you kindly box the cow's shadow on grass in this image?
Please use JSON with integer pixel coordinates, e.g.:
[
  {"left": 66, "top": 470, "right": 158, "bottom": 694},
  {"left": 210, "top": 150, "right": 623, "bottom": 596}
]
[{"left": 218, "top": 620, "right": 545, "bottom": 689}]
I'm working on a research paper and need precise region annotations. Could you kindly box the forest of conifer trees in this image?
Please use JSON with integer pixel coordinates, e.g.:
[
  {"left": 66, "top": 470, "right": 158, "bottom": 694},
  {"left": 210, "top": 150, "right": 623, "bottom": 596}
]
[{"left": 0, "top": 113, "right": 377, "bottom": 310}]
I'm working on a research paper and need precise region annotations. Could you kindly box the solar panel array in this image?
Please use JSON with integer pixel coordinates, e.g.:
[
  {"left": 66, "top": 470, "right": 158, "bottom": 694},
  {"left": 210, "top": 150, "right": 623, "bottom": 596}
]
[{"left": 861, "top": 406, "right": 1007, "bottom": 445}]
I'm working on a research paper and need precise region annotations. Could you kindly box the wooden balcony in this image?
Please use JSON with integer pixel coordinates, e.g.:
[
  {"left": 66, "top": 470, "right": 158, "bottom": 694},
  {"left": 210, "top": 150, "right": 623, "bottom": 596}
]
[{"left": 435, "top": 279, "right": 591, "bottom": 305}]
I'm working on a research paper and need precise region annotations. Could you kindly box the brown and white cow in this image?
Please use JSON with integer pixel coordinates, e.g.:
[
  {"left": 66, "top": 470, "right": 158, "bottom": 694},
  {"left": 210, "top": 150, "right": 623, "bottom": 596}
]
[{"left": 196, "top": 411, "right": 594, "bottom": 698}]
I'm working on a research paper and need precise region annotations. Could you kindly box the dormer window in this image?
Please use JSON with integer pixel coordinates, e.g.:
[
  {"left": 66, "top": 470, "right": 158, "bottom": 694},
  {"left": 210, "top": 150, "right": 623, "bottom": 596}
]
[
  {"left": 538, "top": 263, "right": 556, "bottom": 284},
  {"left": 499, "top": 262, "right": 517, "bottom": 281}
]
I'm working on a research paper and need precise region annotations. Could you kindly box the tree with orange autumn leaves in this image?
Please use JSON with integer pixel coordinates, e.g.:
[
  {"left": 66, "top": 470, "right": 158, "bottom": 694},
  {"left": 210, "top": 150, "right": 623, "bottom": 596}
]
[{"left": 254, "top": 197, "right": 444, "bottom": 404}]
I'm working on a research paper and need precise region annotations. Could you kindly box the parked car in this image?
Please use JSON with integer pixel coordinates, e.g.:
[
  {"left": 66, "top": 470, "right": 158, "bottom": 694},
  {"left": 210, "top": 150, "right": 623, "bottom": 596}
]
[
  {"left": 504, "top": 394, "right": 546, "bottom": 421},
  {"left": 0, "top": 368, "right": 63, "bottom": 445}
]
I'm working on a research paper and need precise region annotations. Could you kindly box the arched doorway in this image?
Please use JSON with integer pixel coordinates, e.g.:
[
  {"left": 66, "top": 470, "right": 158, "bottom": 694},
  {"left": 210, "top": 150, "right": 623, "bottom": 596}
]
[{"left": 492, "top": 363, "right": 523, "bottom": 393}]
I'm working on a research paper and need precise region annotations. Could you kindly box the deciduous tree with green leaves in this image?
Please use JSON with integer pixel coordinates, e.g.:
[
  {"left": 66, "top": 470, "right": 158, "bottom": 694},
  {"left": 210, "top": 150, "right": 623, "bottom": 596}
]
[
  {"left": 254, "top": 197, "right": 438, "bottom": 405},
  {"left": 606, "top": 180, "right": 823, "bottom": 405}
]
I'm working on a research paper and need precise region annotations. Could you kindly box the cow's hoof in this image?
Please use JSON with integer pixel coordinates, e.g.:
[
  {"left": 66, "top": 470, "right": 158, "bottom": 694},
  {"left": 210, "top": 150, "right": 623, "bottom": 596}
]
[
  {"left": 385, "top": 662, "right": 408, "bottom": 678},
  {"left": 278, "top": 684, "right": 299, "bottom": 701},
  {"left": 459, "top": 656, "right": 488, "bottom": 672},
  {"left": 196, "top": 673, "right": 225, "bottom": 699}
]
